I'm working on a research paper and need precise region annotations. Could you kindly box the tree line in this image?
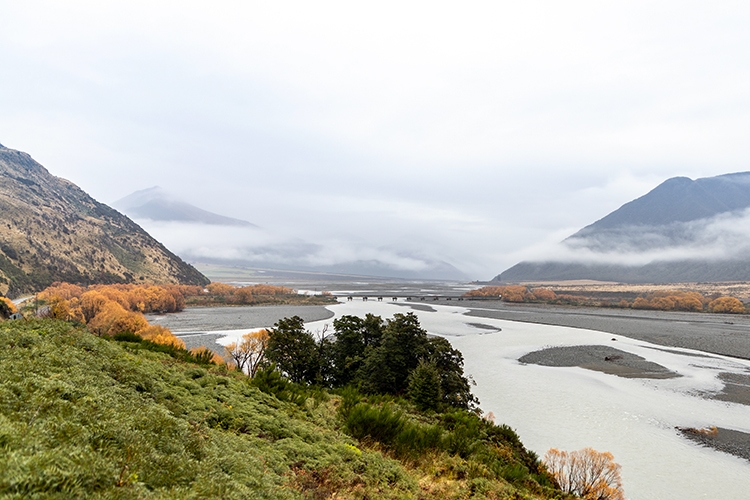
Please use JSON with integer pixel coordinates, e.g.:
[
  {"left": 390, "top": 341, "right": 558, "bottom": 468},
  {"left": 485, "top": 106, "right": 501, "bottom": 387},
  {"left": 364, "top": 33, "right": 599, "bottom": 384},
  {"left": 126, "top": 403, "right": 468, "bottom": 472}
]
[
  {"left": 466, "top": 285, "right": 747, "bottom": 313},
  {"left": 229, "top": 312, "right": 478, "bottom": 412}
]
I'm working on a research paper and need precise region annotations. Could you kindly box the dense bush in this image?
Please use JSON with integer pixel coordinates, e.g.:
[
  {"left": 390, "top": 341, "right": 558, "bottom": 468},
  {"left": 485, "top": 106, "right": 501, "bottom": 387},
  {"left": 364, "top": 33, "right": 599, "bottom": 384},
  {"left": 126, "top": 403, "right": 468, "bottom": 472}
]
[
  {"left": 0, "top": 297, "right": 15, "bottom": 318},
  {"left": 339, "top": 392, "right": 557, "bottom": 492},
  {"left": 31, "top": 283, "right": 188, "bottom": 348},
  {"left": 708, "top": 296, "right": 746, "bottom": 313},
  {"left": 193, "top": 282, "right": 334, "bottom": 307},
  {"left": 266, "top": 313, "right": 477, "bottom": 411}
]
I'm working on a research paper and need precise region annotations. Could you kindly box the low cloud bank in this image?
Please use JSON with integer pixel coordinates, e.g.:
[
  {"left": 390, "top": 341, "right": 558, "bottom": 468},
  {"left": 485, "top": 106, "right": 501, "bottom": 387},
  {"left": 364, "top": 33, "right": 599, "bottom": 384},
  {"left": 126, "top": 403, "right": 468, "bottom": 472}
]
[
  {"left": 513, "top": 208, "right": 750, "bottom": 266},
  {"left": 137, "top": 220, "right": 466, "bottom": 280}
]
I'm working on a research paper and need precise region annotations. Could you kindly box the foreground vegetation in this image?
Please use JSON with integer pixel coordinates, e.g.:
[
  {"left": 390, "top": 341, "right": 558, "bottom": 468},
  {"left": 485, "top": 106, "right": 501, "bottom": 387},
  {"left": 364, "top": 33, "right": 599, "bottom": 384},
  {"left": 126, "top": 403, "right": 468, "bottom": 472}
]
[
  {"left": 1, "top": 281, "right": 334, "bottom": 354},
  {"left": 0, "top": 318, "right": 572, "bottom": 499},
  {"left": 466, "top": 285, "right": 748, "bottom": 313}
]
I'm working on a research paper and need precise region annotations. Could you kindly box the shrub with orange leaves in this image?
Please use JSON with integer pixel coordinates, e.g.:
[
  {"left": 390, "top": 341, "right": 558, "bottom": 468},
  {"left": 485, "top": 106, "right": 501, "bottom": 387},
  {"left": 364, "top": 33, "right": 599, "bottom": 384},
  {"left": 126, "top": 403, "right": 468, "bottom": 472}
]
[
  {"left": 0, "top": 297, "right": 17, "bottom": 318},
  {"left": 138, "top": 324, "right": 186, "bottom": 349},
  {"left": 37, "top": 283, "right": 85, "bottom": 302},
  {"left": 79, "top": 290, "right": 110, "bottom": 322},
  {"left": 499, "top": 286, "right": 530, "bottom": 302},
  {"left": 250, "top": 284, "right": 294, "bottom": 296},
  {"left": 708, "top": 296, "right": 746, "bottom": 314},
  {"left": 531, "top": 288, "right": 557, "bottom": 301},
  {"left": 87, "top": 302, "right": 148, "bottom": 337},
  {"left": 464, "top": 286, "right": 505, "bottom": 298},
  {"left": 201, "top": 283, "right": 296, "bottom": 304},
  {"left": 630, "top": 290, "right": 708, "bottom": 312},
  {"left": 631, "top": 297, "right": 651, "bottom": 309},
  {"left": 35, "top": 282, "right": 190, "bottom": 348},
  {"left": 464, "top": 285, "right": 531, "bottom": 302},
  {"left": 47, "top": 296, "right": 72, "bottom": 321},
  {"left": 543, "top": 447, "right": 624, "bottom": 500},
  {"left": 206, "top": 282, "right": 235, "bottom": 296},
  {"left": 234, "top": 287, "right": 255, "bottom": 304}
]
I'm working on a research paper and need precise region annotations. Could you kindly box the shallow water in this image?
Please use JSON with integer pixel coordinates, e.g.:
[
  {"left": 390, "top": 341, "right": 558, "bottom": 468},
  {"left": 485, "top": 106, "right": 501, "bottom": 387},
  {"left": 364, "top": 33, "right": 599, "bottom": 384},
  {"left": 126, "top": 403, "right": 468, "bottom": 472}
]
[{"left": 203, "top": 299, "right": 750, "bottom": 499}]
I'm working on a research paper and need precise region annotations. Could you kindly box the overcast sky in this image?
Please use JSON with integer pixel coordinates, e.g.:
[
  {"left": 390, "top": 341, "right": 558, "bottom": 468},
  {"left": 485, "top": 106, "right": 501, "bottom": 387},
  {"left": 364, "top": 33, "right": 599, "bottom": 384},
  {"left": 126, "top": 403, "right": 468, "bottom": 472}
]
[{"left": 2, "top": 1, "right": 750, "bottom": 279}]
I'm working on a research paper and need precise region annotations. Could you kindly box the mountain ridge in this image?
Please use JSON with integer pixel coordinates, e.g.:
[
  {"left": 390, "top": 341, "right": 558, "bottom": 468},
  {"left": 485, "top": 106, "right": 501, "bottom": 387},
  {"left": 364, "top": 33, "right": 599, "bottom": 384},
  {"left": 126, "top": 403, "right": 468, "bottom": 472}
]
[
  {"left": 114, "top": 186, "right": 257, "bottom": 227},
  {"left": 497, "top": 171, "right": 750, "bottom": 283},
  {"left": 0, "top": 144, "right": 209, "bottom": 297}
]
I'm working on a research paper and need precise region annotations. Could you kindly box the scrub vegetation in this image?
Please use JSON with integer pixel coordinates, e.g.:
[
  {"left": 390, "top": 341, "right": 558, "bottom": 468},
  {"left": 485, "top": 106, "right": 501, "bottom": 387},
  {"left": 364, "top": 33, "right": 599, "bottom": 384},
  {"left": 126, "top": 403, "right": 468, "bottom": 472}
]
[
  {"left": 9, "top": 281, "right": 333, "bottom": 355},
  {"left": 0, "top": 316, "right": 573, "bottom": 499},
  {"left": 466, "top": 285, "right": 748, "bottom": 313}
]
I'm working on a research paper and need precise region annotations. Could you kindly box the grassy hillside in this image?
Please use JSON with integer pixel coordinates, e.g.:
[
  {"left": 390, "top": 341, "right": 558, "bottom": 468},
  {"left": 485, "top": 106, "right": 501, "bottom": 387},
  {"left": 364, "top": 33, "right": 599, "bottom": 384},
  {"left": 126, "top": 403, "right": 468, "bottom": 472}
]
[{"left": 0, "top": 319, "right": 568, "bottom": 499}]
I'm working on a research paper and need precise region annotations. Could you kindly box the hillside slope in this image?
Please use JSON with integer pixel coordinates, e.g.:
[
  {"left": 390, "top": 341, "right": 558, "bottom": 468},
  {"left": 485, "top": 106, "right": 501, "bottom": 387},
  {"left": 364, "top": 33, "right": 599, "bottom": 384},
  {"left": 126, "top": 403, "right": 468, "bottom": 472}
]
[
  {"left": 575, "top": 172, "right": 750, "bottom": 233},
  {"left": 0, "top": 144, "right": 208, "bottom": 297},
  {"left": 0, "top": 318, "right": 565, "bottom": 499}
]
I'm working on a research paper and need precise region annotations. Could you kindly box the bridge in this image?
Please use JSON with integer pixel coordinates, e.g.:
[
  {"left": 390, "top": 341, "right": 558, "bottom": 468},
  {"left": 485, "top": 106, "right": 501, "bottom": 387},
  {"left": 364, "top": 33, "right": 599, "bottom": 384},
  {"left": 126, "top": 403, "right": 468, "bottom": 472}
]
[{"left": 333, "top": 295, "right": 501, "bottom": 302}]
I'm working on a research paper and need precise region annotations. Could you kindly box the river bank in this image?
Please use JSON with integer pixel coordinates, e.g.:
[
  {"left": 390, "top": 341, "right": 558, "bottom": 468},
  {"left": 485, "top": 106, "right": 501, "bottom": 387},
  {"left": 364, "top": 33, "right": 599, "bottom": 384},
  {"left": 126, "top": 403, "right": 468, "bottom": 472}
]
[{"left": 145, "top": 298, "right": 750, "bottom": 498}]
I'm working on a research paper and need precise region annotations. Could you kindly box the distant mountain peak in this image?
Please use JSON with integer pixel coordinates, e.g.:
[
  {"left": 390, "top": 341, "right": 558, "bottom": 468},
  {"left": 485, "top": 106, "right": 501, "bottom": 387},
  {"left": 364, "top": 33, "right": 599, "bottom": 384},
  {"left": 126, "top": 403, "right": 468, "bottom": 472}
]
[
  {"left": 572, "top": 171, "right": 750, "bottom": 235},
  {"left": 114, "top": 187, "right": 257, "bottom": 227},
  {"left": 0, "top": 146, "right": 209, "bottom": 297},
  {"left": 497, "top": 171, "right": 750, "bottom": 284}
]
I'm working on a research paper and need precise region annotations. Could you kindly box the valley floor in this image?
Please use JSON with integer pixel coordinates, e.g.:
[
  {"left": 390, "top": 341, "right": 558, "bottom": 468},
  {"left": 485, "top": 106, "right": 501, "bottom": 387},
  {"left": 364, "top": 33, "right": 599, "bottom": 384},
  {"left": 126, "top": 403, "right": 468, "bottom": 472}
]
[{"left": 147, "top": 297, "right": 750, "bottom": 498}]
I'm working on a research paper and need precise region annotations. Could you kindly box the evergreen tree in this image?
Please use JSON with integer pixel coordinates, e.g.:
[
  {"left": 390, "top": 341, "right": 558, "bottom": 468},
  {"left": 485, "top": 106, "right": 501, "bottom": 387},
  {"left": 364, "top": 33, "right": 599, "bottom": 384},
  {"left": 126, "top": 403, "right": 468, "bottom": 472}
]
[
  {"left": 359, "top": 312, "right": 428, "bottom": 395},
  {"left": 265, "top": 316, "right": 318, "bottom": 383},
  {"left": 407, "top": 360, "right": 442, "bottom": 411},
  {"left": 330, "top": 314, "right": 385, "bottom": 386},
  {"left": 426, "top": 337, "right": 478, "bottom": 410}
]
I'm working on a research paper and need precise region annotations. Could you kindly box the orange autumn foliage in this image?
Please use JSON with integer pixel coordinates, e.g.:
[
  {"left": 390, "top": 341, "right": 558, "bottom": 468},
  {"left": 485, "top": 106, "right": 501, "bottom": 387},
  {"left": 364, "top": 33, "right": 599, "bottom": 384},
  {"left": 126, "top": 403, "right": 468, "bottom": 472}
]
[
  {"left": 36, "top": 282, "right": 187, "bottom": 347},
  {"left": 203, "top": 283, "right": 296, "bottom": 304},
  {"left": 138, "top": 324, "right": 186, "bottom": 349},
  {"left": 630, "top": 290, "right": 707, "bottom": 312},
  {"left": 531, "top": 288, "right": 557, "bottom": 301},
  {"left": 0, "top": 297, "right": 17, "bottom": 316},
  {"left": 234, "top": 287, "right": 255, "bottom": 304},
  {"left": 543, "top": 447, "right": 624, "bottom": 500},
  {"left": 87, "top": 302, "right": 149, "bottom": 338},
  {"left": 463, "top": 284, "right": 746, "bottom": 315},
  {"left": 464, "top": 285, "right": 540, "bottom": 303},
  {"left": 708, "top": 296, "right": 746, "bottom": 314},
  {"left": 225, "top": 329, "right": 269, "bottom": 377},
  {"left": 464, "top": 286, "right": 506, "bottom": 298},
  {"left": 80, "top": 291, "right": 110, "bottom": 322},
  {"left": 206, "top": 282, "right": 235, "bottom": 296}
]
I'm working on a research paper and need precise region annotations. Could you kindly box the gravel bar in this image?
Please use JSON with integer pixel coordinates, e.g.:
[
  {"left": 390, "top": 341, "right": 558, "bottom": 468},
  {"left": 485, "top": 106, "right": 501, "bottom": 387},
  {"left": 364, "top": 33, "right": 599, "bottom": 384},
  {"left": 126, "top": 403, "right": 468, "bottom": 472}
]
[
  {"left": 519, "top": 345, "right": 679, "bottom": 379},
  {"left": 145, "top": 305, "right": 334, "bottom": 332},
  {"left": 461, "top": 301, "right": 750, "bottom": 360}
]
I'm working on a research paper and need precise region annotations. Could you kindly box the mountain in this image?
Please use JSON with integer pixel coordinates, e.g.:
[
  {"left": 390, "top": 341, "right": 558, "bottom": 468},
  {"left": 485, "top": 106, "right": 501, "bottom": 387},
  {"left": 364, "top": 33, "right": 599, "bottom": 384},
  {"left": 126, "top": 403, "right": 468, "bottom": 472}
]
[
  {"left": 118, "top": 190, "right": 468, "bottom": 281},
  {"left": 114, "top": 186, "right": 256, "bottom": 227},
  {"left": 497, "top": 172, "right": 750, "bottom": 283},
  {"left": 577, "top": 173, "right": 750, "bottom": 231},
  {"left": 193, "top": 255, "right": 468, "bottom": 281},
  {"left": 0, "top": 144, "right": 209, "bottom": 297}
]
